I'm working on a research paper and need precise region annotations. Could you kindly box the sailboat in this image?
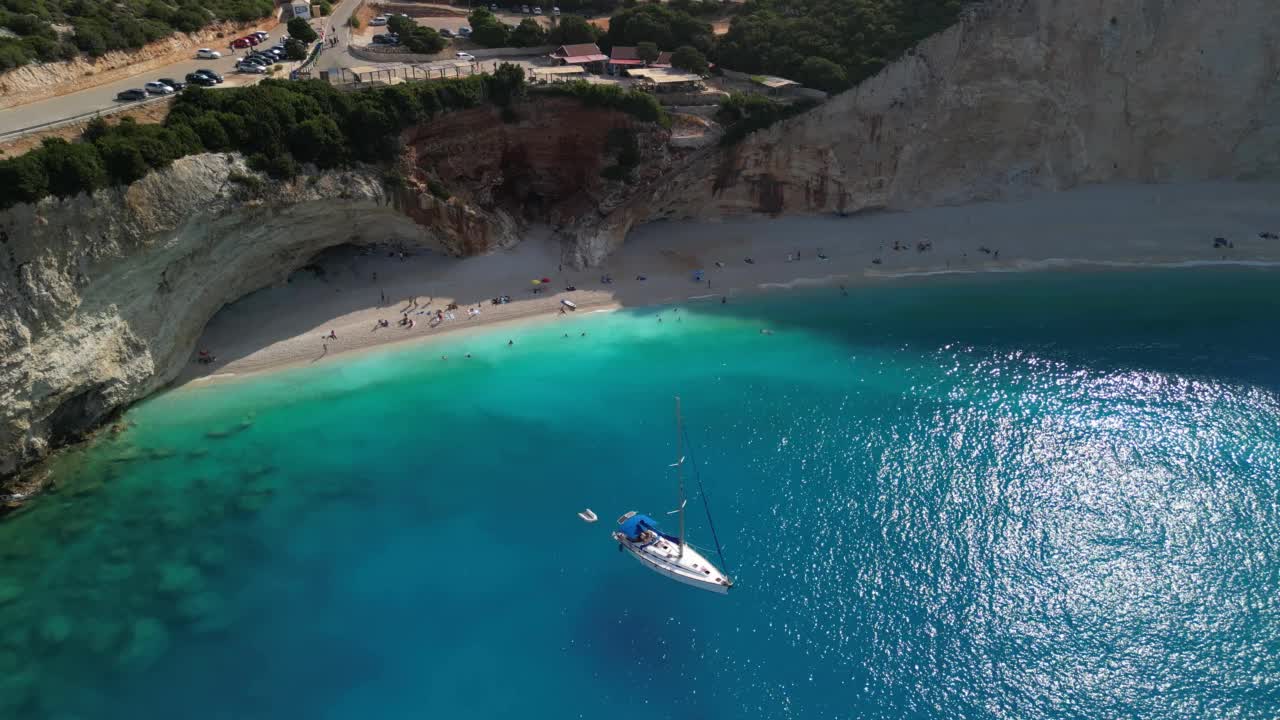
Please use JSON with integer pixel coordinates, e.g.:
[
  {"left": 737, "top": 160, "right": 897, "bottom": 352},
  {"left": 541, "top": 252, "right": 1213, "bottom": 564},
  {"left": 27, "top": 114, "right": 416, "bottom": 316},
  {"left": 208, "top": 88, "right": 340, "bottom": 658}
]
[{"left": 613, "top": 397, "right": 734, "bottom": 594}]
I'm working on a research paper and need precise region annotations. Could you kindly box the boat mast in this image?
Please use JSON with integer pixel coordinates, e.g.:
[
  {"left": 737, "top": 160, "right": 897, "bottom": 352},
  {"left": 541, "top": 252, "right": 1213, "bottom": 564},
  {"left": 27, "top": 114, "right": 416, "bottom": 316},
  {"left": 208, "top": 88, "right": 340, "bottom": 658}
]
[{"left": 676, "top": 396, "right": 685, "bottom": 558}]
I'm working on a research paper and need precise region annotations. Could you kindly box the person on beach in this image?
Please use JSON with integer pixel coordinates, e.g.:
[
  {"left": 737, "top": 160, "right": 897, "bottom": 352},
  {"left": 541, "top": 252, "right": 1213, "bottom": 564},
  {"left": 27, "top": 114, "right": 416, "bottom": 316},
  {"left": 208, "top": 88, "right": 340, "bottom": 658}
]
[
  {"left": 327, "top": 330, "right": 338, "bottom": 340},
  {"left": 508, "top": 340, "right": 514, "bottom": 346}
]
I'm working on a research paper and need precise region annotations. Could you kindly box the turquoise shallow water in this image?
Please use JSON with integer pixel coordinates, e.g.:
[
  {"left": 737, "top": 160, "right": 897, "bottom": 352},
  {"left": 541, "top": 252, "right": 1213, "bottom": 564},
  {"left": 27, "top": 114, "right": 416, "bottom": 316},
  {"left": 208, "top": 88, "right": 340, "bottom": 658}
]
[{"left": 3, "top": 269, "right": 1280, "bottom": 719}]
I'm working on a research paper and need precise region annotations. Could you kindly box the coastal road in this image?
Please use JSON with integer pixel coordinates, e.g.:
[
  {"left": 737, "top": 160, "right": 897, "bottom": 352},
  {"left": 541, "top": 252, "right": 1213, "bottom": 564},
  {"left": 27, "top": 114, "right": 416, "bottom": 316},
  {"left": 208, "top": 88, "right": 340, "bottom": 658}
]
[
  {"left": 0, "top": 34, "right": 282, "bottom": 136},
  {"left": 0, "top": 0, "right": 362, "bottom": 138}
]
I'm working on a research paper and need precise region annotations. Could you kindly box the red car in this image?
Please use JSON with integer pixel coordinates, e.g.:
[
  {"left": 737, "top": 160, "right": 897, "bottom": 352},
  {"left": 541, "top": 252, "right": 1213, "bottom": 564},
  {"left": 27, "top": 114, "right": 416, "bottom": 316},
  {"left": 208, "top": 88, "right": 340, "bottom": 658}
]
[{"left": 230, "top": 36, "right": 259, "bottom": 49}]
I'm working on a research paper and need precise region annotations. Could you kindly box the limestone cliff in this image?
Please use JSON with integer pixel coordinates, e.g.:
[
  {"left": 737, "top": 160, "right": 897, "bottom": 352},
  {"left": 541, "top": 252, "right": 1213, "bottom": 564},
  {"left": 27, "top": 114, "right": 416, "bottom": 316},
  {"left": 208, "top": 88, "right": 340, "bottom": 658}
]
[
  {"left": 575, "top": 0, "right": 1280, "bottom": 259},
  {"left": 0, "top": 156, "right": 431, "bottom": 484},
  {"left": 0, "top": 101, "right": 679, "bottom": 487},
  {"left": 3, "top": 0, "right": 1280, "bottom": 488}
]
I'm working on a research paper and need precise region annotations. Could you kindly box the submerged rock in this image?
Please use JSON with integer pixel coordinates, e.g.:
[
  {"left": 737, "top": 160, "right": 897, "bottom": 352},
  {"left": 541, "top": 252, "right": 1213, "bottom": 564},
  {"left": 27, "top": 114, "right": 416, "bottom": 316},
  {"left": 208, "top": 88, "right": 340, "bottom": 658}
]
[
  {"left": 83, "top": 618, "right": 124, "bottom": 655},
  {"left": 194, "top": 544, "right": 228, "bottom": 569},
  {"left": 99, "top": 562, "right": 137, "bottom": 586},
  {"left": 157, "top": 563, "right": 204, "bottom": 595},
  {"left": 0, "top": 668, "right": 38, "bottom": 715},
  {"left": 39, "top": 615, "right": 73, "bottom": 645},
  {"left": 0, "top": 578, "right": 23, "bottom": 605},
  {"left": 116, "top": 618, "right": 170, "bottom": 671}
]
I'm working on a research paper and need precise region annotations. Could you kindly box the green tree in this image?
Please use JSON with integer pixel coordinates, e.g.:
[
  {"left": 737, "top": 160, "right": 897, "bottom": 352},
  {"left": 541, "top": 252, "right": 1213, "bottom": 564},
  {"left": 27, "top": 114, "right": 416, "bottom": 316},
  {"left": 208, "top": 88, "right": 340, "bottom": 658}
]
[
  {"left": 400, "top": 26, "right": 446, "bottom": 54},
  {"left": 38, "top": 138, "right": 106, "bottom": 198},
  {"left": 467, "top": 9, "right": 509, "bottom": 48},
  {"left": 387, "top": 14, "right": 414, "bottom": 36},
  {"left": 386, "top": 14, "right": 412, "bottom": 35},
  {"left": 288, "top": 116, "right": 345, "bottom": 167},
  {"left": 284, "top": 37, "right": 308, "bottom": 60},
  {"left": 669, "top": 45, "right": 707, "bottom": 75},
  {"left": 189, "top": 115, "right": 231, "bottom": 150},
  {"left": 605, "top": 4, "right": 710, "bottom": 53},
  {"left": 509, "top": 18, "right": 546, "bottom": 48},
  {"left": 287, "top": 17, "right": 317, "bottom": 43},
  {"left": 485, "top": 62, "right": 526, "bottom": 106},
  {"left": 636, "top": 40, "right": 658, "bottom": 65},
  {"left": 795, "top": 55, "right": 847, "bottom": 92},
  {"left": 548, "top": 15, "right": 598, "bottom": 46},
  {"left": 0, "top": 152, "right": 49, "bottom": 209}
]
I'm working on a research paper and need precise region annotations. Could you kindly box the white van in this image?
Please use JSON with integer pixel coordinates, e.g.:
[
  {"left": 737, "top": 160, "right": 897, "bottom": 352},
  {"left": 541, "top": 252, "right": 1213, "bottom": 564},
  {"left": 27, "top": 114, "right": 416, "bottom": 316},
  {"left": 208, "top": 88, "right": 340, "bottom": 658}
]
[{"left": 370, "top": 15, "right": 388, "bottom": 26}]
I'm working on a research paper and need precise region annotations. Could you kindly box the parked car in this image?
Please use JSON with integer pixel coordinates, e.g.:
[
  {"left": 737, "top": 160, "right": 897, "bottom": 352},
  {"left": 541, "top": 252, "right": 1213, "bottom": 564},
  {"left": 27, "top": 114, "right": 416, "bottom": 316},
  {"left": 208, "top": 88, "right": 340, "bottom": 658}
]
[
  {"left": 115, "top": 88, "right": 147, "bottom": 101},
  {"left": 157, "top": 77, "right": 185, "bottom": 91},
  {"left": 456, "top": 51, "right": 476, "bottom": 61},
  {"left": 439, "top": 28, "right": 454, "bottom": 37},
  {"left": 185, "top": 72, "right": 217, "bottom": 86},
  {"left": 194, "top": 69, "right": 224, "bottom": 83},
  {"left": 251, "top": 31, "right": 269, "bottom": 42},
  {"left": 231, "top": 37, "right": 253, "bottom": 49},
  {"left": 488, "top": 3, "right": 497, "bottom": 10},
  {"left": 371, "top": 33, "right": 400, "bottom": 45},
  {"left": 143, "top": 81, "right": 175, "bottom": 95},
  {"left": 370, "top": 15, "right": 387, "bottom": 25},
  {"left": 552, "top": 6, "right": 560, "bottom": 15},
  {"left": 195, "top": 48, "right": 221, "bottom": 59},
  {"left": 533, "top": 6, "right": 542, "bottom": 14},
  {"left": 457, "top": 26, "right": 471, "bottom": 37},
  {"left": 236, "top": 63, "right": 267, "bottom": 74},
  {"left": 520, "top": 5, "right": 530, "bottom": 13}
]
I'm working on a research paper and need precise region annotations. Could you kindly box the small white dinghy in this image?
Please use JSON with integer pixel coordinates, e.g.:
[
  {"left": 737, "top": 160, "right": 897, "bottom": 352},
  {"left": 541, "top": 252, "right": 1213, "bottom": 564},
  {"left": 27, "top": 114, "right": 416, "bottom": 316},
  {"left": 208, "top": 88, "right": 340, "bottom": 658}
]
[
  {"left": 561, "top": 299, "right": 577, "bottom": 311},
  {"left": 613, "top": 397, "right": 733, "bottom": 594},
  {"left": 578, "top": 508, "right": 598, "bottom": 523}
]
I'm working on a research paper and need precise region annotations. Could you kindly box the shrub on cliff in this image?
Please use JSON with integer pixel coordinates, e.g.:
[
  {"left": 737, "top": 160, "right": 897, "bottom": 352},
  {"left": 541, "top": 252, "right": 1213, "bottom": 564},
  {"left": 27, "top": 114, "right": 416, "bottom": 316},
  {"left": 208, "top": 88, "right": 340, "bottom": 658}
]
[
  {"left": 38, "top": 138, "right": 107, "bottom": 198},
  {"left": 534, "top": 81, "right": 669, "bottom": 128},
  {"left": 716, "top": 92, "right": 817, "bottom": 145},
  {"left": 0, "top": 152, "right": 49, "bottom": 206}
]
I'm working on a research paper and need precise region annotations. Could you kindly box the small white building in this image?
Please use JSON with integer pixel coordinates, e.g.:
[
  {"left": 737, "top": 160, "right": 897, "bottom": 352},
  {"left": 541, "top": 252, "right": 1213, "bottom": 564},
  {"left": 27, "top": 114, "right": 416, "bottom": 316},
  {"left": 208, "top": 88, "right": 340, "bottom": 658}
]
[{"left": 291, "top": 2, "right": 311, "bottom": 19}]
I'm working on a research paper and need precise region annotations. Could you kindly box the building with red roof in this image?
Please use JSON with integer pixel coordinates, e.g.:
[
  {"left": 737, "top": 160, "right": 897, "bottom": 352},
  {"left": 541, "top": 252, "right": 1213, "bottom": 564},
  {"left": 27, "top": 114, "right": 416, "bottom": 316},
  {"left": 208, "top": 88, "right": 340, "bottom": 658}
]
[{"left": 551, "top": 43, "right": 609, "bottom": 71}]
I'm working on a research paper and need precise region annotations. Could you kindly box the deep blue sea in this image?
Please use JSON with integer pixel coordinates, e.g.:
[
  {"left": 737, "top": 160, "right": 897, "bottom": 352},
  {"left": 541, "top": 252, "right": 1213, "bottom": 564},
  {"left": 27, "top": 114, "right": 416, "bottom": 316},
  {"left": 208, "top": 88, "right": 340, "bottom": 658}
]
[{"left": 3, "top": 269, "right": 1280, "bottom": 720}]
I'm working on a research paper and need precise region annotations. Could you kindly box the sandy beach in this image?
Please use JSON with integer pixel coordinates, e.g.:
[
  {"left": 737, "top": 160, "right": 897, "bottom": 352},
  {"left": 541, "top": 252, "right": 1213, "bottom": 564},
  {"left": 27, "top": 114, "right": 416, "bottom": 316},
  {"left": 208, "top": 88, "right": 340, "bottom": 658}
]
[{"left": 177, "top": 181, "right": 1280, "bottom": 385}]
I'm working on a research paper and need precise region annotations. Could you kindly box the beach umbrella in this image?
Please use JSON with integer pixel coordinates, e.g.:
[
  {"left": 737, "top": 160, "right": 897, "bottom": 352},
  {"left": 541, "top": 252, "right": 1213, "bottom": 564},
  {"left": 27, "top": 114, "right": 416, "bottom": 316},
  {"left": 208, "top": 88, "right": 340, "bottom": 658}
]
[
  {"left": 531, "top": 279, "right": 542, "bottom": 285},
  {"left": 541, "top": 277, "right": 551, "bottom": 283}
]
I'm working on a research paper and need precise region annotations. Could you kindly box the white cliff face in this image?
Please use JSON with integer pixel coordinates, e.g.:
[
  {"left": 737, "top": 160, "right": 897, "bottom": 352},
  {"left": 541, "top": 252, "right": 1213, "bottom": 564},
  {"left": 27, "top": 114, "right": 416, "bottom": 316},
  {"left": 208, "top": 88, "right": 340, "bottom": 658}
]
[
  {"left": 636, "top": 0, "right": 1280, "bottom": 223},
  {"left": 0, "top": 155, "right": 458, "bottom": 481}
]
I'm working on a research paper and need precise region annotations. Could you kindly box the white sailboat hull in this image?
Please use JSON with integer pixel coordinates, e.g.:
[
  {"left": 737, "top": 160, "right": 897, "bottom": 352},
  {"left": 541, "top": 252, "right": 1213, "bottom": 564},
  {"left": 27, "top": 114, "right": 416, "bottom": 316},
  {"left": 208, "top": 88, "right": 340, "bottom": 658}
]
[{"left": 614, "top": 531, "right": 732, "bottom": 594}]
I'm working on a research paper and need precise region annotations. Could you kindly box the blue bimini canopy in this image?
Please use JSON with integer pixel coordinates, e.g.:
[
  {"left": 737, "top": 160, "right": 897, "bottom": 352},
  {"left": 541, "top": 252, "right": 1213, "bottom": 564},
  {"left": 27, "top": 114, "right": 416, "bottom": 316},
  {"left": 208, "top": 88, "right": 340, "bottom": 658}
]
[{"left": 619, "top": 513, "right": 658, "bottom": 541}]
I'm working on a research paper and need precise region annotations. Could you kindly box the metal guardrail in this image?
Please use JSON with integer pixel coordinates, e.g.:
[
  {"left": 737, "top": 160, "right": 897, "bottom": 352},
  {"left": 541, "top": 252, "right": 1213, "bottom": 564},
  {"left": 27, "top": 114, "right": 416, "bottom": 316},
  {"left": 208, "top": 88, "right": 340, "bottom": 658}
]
[{"left": 0, "top": 94, "right": 173, "bottom": 145}]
